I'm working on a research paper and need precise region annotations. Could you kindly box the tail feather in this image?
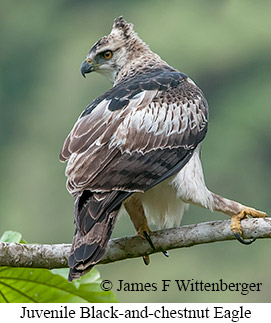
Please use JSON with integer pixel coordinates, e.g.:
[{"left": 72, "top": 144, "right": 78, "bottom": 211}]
[{"left": 68, "top": 191, "right": 120, "bottom": 281}]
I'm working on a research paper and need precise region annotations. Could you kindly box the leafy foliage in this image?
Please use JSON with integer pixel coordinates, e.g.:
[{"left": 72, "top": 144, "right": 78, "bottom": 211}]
[
  {"left": 0, "top": 232, "right": 117, "bottom": 303},
  {"left": 0, "top": 267, "right": 117, "bottom": 303},
  {"left": 0, "top": 230, "right": 27, "bottom": 244}
]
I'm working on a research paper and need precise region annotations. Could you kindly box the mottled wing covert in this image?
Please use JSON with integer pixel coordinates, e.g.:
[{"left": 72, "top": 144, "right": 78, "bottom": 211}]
[{"left": 60, "top": 67, "right": 208, "bottom": 194}]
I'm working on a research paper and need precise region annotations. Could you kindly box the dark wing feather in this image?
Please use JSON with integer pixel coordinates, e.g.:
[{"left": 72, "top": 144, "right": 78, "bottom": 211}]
[
  {"left": 60, "top": 66, "right": 209, "bottom": 280},
  {"left": 60, "top": 67, "right": 208, "bottom": 194}
]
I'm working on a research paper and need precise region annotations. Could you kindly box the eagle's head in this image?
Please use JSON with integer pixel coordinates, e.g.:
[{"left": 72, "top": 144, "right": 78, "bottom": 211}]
[{"left": 80, "top": 16, "right": 152, "bottom": 83}]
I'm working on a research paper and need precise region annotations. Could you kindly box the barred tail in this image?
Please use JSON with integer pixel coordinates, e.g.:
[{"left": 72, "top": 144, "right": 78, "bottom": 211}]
[{"left": 68, "top": 191, "right": 121, "bottom": 281}]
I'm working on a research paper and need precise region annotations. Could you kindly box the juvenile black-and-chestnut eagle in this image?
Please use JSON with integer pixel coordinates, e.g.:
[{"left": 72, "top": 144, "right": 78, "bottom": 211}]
[{"left": 60, "top": 17, "right": 267, "bottom": 281}]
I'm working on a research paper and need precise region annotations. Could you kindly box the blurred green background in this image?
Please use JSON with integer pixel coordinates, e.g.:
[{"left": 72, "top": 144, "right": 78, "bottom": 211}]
[{"left": 1, "top": 0, "right": 270, "bottom": 302}]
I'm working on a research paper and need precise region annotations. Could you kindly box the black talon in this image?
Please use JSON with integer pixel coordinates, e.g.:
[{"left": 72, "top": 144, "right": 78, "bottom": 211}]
[
  {"left": 143, "top": 231, "right": 156, "bottom": 251},
  {"left": 142, "top": 255, "right": 150, "bottom": 265},
  {"left": 143, "top": 231, "right": 169, "bottom": 257},
  {"left": 234, "top": 233, "right": 256, "bottom": 245},
  {"left": 142, "top": 232, "right": 153, "bottom": 266},
  {"left": 162, "top": 250, "right": 169, "bottom": 257}
]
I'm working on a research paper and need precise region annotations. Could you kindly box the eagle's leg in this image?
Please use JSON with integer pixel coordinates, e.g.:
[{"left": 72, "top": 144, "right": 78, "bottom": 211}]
[
  {"left": 212, "top": 194, "right": 267, "bottom": 244},
  {"left": 124, "top": 194, "right": 153, "bottom": 265},
  {"left": 124, "top": 194, "right": 169, "bottom": 264}
]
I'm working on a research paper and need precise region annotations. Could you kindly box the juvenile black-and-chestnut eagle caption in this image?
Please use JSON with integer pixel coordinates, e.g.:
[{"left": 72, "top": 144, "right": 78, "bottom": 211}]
[{"left": 60, "top": 17, "right": 267, "bottom": 281}]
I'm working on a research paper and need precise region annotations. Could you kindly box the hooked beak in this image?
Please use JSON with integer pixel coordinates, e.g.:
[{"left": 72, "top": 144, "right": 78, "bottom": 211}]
[{"left": 80, "top": 59, "right": 94, "bottom": 78}]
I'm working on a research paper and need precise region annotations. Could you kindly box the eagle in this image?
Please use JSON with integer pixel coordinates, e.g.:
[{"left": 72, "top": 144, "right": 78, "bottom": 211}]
[{"left": 60, "top": 17, "right": 267, "bottom": 281}]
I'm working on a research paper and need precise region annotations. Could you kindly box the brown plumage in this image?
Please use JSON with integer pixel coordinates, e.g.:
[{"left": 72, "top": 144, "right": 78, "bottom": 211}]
[{"left": 60, "top": 17, "right": 267, "bottom": 281}]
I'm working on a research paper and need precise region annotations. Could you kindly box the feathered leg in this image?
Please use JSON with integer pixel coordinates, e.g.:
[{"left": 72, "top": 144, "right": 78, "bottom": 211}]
[
  {"left": 124, "top": 194, "right": 169, "bottom": 265},
  {"left": 173, "top": 147, "right": 267, "bottom": 245}
]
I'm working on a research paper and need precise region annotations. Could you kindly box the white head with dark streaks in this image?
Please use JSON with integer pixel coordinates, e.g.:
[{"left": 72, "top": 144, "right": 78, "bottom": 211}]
[{"left": 80, "top": 17, "right": 162, "bottom": 83}]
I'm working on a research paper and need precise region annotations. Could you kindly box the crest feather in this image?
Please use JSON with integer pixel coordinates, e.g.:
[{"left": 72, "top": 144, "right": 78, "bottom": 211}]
[{"left": 112, "top": 16, "right": 134, "bottom": 39}]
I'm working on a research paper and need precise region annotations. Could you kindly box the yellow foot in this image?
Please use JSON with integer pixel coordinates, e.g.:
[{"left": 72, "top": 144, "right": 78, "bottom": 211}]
[
  {"left": 231, "top": 206, "right": 267, "bottom": 245},
  {"left": 137, "top": 223, "right": 151, "bottom": 240}
]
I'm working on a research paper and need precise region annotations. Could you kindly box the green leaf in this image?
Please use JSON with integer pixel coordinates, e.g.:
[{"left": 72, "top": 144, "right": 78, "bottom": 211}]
[
  {"left": 50, "top": 268, "right": 70, "bottom": 280},
  {"left": 0, "top": 267, "right": 117, "bottom": 303},
  {"left": 51, "top": 267, "right": 101, "bottom": 289},
  {"left": 0, "top": 231, "right": 21, "bottom": 243},
  {"left": 0, "top": 231, "right": 27, "bottom": 243}
]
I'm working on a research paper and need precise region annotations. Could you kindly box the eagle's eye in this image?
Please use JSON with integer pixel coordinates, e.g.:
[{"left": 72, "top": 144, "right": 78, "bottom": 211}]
[{"left": 103, "top": 50, "right": 113, "bottom": 60}]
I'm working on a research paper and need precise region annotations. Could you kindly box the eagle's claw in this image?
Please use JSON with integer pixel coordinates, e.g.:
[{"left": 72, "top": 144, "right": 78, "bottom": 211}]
[
  {"left": 143, "top": 231, "right": 169, "bottom": 257},
  {"left": 230, "top": 207, "right": 267, "bottom": 245},
  {"left": 234, "top": 232, "right": 256, "bottom": 245},
  {"left": 143, "top": 230, "right": 155, "bottom": 251},
  {"left": 143, "top": 255, "right": 150, "bottom": 265}
]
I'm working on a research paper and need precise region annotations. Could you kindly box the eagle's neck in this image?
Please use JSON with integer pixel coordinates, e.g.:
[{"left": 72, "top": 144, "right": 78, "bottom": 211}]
[{"left": 114, "top": 37, "right": 167, "bottom": 85}]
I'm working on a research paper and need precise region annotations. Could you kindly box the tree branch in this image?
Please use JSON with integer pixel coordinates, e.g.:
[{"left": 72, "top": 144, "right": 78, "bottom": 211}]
[{"left": 0, "top": 218, "right": 270, "bottom": 269}]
